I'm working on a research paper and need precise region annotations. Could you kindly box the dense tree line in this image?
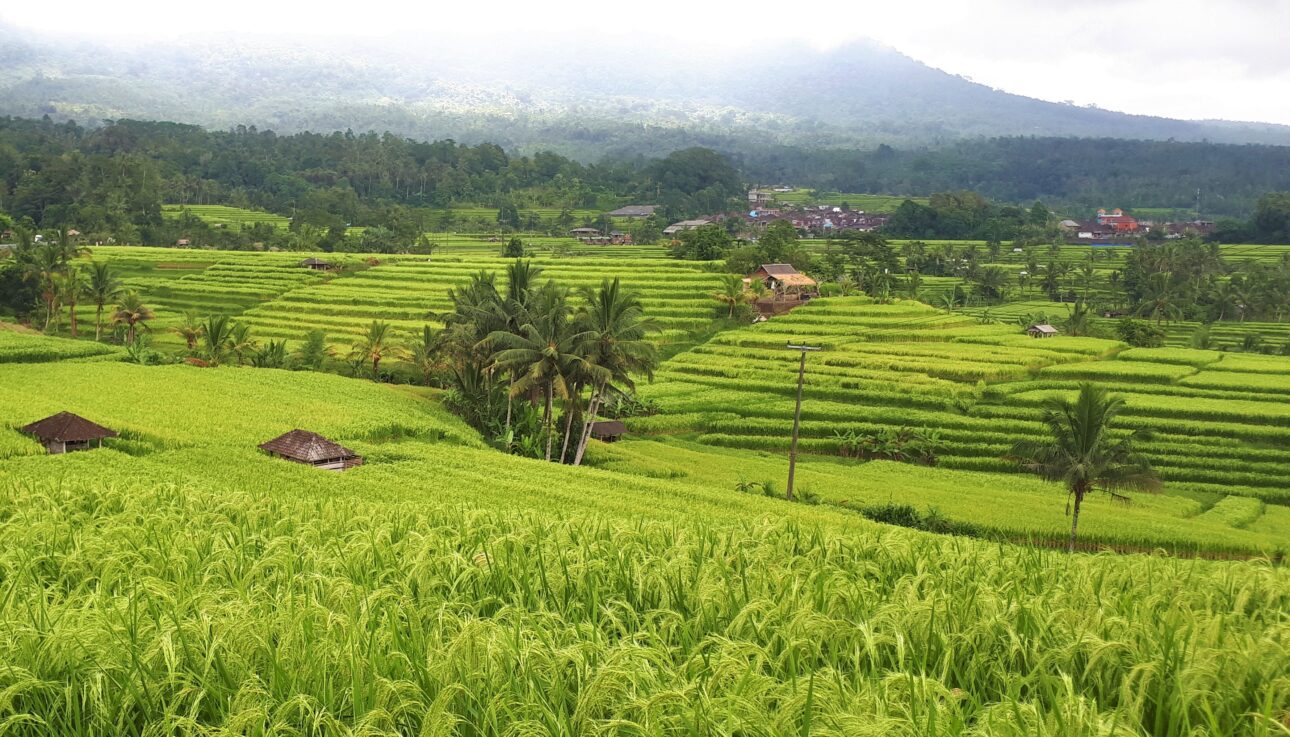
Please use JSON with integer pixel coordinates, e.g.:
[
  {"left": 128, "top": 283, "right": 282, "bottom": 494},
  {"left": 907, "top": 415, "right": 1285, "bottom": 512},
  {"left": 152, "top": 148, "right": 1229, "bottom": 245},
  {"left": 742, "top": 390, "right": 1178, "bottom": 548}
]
[
  {"left": 0, "top": 117, "right": 744, "bottom": 248},
  {"left": 738, "top": 138, "right": 1290, "bottom": 218}
]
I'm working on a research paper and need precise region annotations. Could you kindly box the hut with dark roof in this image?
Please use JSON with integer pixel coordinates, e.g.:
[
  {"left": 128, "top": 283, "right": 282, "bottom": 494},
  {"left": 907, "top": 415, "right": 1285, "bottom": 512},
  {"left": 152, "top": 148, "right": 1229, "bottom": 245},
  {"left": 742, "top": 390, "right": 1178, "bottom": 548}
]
[
  {"left": 299, "top": 257, "right": 332, "bottom": 271},
  {"left": 21, "top": 411, "right": 117, "bottom": 454},
  {"left": 259, "top": 429, "right": 363, "bottom": 471},
  {"left": 589, "top": 420, "right": 627, "bottom": 443}
]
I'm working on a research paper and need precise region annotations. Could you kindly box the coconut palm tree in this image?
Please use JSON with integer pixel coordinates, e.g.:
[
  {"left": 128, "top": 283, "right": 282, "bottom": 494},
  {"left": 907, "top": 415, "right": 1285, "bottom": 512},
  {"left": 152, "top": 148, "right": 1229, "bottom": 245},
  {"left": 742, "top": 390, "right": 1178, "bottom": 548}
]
[
  {"left": 1136, "top": 272, "right": 1183, "bottom": 325},
  {"left": 486, "top": 283, "right": 587, "bottom": 462},
  {"left": 229, "top": 323, "right": 257, "bottom": 365},
  {"left": 1010, "top": 383, "right": 1161, "bottom": 552},
  {"left": 199, "top": 314, "right": 235, "bottom": 365},
  {"left": 406, "top": 324, "right": 443, "bottom": 386},
  {"left": 571, "top": 278, "right": 659, "bottom": 466},
  {"left": 711, "top": 274, "right": 752, "bottom": 318},
  {"left": 173, "top": 311, "right": 205, "bottom": 352},
  {"left": 111, "top": 292, "right": 154, "bottom": 345},
  {"left": 86, "top": 262, "right": 123, "bottom": 341},
  {"left": 352, "top": 320, "right": 393, "bottom": 380},
  {"left": 23, "top": 242, "right": 66, "bottom": 331},
  {"left": 54, "top": 268, "right": 87, "bottom": 337}
]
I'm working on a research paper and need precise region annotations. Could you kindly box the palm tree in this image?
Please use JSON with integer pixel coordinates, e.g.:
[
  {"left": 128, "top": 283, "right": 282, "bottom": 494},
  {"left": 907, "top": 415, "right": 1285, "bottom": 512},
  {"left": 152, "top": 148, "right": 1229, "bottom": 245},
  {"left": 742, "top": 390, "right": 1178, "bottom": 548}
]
[
  {"left": 111, "top": 292, "right": 155, "bottom": 345},
  {"left": 486, "top": 283, "right": 586, "bottom": 461},
  {"left": 971, "top": 266, "right": 1009, "bottom": 302},
  {"left": 1064, "top": 299, "right": 1093, "bottom": 337},
  {"left": 173, "top": 311, "right": 205, "bottom": 352},
  {"left": 55, "top": 268, "right": 87, "bottom": 337},
  {"left": 23, "top": 242, "right": 66, "bottom": 332},
  {"left": 229, "top": 323, "right": 256, "bottom": 365},
  {"left": 712, "top": 274, "right": 752, "bottom": 318},
  {"left": 352, "top": 320, "right": 394, "bottom": 379},
  {"left": 1136, "top": 272, "right": 1183, "bottom": 325},
  {"left": 199, "top": 314, "right": 235, "bottom": 365},
  {"left": 571, "top": 278, "right": 659, "bottom": 466},
  {"left": 86, "top": 262, "right": 123, "bottom": 341},
  {"left": 1010, "top": 383, "right": 1161, "bottom": 552},
  {"left": 407, "top": 324, "right": 443, "bottom": 386}
]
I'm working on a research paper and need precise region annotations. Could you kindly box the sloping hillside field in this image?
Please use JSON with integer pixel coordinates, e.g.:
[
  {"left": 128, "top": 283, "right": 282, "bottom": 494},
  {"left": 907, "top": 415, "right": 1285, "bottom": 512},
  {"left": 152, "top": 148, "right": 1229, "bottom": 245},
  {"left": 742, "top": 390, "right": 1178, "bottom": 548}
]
[
  {"left": 0, "top": 353, "right": 1287, "bottom": 735},
  {"left": 3, "top": 250, "right": 1290, "bottom": 735}
]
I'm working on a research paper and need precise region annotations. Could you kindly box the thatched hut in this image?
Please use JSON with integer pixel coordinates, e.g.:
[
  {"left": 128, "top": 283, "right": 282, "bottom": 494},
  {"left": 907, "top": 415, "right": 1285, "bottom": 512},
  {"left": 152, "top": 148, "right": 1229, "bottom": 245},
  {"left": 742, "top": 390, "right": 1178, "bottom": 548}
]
[
  {"left": 259, "top": 429, "right": 363, "bottom": 471},
  {"left": 21, "top": 411, "right": 117, "bottom": 454}
]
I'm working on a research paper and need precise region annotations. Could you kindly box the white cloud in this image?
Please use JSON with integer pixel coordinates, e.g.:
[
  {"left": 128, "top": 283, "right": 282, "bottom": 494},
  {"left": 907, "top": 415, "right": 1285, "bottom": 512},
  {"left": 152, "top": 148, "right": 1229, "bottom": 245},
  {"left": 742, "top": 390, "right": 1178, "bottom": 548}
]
[{"left": 4, "top": 0, "right": 1289, "bottom": 124}]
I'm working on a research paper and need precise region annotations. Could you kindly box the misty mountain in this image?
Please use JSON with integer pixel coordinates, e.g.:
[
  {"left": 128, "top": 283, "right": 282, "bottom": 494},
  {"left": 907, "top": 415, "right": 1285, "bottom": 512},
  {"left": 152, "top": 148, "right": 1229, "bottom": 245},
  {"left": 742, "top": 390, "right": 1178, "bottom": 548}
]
[{"left": 3, "top": 22, "right": 1290, "bottom": 158}]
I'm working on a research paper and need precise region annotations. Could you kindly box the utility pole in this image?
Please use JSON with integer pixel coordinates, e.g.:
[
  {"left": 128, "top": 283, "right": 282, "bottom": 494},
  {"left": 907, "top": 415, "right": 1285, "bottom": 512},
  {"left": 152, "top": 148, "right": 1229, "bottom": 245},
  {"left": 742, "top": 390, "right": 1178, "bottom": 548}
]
[{"left": 786, "top": 342, "right": 821, "bottom": 501}]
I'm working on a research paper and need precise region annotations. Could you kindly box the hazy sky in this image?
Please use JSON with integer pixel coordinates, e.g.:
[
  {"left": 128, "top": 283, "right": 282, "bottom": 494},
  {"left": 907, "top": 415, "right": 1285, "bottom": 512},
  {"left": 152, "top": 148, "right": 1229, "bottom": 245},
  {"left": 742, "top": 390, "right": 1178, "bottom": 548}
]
[{"left": 5, "top": 0, "right": 1290, "bottom": 125}]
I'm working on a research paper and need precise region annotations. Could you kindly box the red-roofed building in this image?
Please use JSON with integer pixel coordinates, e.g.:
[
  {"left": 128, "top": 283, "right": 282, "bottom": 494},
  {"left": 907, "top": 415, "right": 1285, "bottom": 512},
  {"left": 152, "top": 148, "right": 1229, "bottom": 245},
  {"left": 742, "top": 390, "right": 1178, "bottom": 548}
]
[{"left": 1096, "top": 208, "right": 1139, "bottom": 233}]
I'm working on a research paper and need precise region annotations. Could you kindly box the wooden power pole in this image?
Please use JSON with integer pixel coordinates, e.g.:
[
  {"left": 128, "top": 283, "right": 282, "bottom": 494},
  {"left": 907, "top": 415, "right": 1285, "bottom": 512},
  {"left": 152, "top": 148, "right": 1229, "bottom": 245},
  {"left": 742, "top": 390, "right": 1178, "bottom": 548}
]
[{"left": 786, "top": 342, "right": 821, "bottom": 501}]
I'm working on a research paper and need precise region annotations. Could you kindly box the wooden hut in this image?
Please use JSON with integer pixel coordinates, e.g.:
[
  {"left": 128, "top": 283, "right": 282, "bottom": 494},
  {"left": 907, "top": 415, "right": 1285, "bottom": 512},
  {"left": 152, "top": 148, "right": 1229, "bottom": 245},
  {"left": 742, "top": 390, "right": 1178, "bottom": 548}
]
[
  {"left": 750, "top": 264, "right": 818, "bottom": 295},
  {"left": 589, "top": 420, "right": 627, "bottom": 443},
  {"left": 1027, "top": 324, "right": 1059, "bottom": 338},
  {"left": 21, "top": 411, "right": 117, "bottom": 454},
  {"left": 258, "top": 429, "right": 363, "bottom": 471},
  {"left": 300, "top": 257, "right": 332, "bottom": 271}
]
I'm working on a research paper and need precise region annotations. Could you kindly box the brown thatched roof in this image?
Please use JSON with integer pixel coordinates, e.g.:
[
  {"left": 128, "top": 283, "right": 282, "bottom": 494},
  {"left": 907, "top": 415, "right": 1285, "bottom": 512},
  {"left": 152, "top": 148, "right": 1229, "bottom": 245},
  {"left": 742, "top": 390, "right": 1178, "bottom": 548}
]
[
  {"left": 259, "top": 429, "right": 358, "bottom": 462},
  {"left": 21, "top": 412, "right": 117, "bottom": 443},
  {"left": 590, "top": 420, "right": 627, "bottom": 438},
  {"left": 758, "top": 263, "right": 800, "bottom": 276}
]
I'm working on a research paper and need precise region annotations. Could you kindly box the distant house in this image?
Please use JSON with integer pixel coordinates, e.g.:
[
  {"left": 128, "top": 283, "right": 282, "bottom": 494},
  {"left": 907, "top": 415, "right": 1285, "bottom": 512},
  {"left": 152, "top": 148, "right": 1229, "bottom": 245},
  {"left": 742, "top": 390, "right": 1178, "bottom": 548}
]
[
  {"left": 1058, "top": 219, "right": 1080, "bottom": 230},
  {"left": 176, "top": 239, "right": 191, "bottom": 247},
  {"left": 605, "top": 205, "right": 658, "bottom": 218},
  {"left": 589, "top": 420, "right": 627, "bottom": 442},
  {"left": 259, "top": 429, "right": 363, "bottom": 471},
  {"left": 662, "top": 219, "right": 711, "bottom": 236},
  {"left": 750, "top": 264, "right": 818, "bottom": 294},
  {"left": 1096, "top": 208, "right": 1139, "bottom": 233},
  {"left": 21, "top": 411, "right": 117, "bottom": 454},
  {"left": 748, "top": 190, "right": 774, "bottom": 207},
  {"left": 300, "top": 257, "right": 332, "bottom": 271},
  {"left": 1027, "top": 324, "right": 1060, "bottom": 338},
  {"left": 569, "top": 227, "right": 601, "bottom": 238}
]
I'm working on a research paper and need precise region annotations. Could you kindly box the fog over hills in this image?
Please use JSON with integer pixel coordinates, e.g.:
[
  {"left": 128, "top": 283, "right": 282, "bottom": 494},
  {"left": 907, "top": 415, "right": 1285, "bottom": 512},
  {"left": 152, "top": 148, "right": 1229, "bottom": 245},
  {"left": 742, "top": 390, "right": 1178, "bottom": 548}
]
[{"left": 3, "top": 22, "right": 1290, "bottom": 157}]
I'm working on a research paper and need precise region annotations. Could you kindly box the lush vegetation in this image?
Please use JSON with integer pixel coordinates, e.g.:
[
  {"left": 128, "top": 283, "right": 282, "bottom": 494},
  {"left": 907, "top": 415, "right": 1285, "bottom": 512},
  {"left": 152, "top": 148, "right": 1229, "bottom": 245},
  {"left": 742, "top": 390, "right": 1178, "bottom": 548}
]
[
  {"left": 0, "top": 117, "right": 742, "bottom": 248},
  {"left": 0, "top": 360, "right": 1287, "bottom": 735}
]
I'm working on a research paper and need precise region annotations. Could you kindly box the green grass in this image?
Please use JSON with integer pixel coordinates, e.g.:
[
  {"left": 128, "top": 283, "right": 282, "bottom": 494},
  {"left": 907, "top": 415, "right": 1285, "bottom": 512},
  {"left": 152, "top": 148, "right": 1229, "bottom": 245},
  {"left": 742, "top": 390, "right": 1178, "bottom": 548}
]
[
  {"left": 769, "top": 190, "right": 924, "bottom": 211},
  {"left": 0, "top": 360, "right": 1286, "bottom": 735},
  {"left": 162, "top": 204, "right": 291, "bottom": 230}
]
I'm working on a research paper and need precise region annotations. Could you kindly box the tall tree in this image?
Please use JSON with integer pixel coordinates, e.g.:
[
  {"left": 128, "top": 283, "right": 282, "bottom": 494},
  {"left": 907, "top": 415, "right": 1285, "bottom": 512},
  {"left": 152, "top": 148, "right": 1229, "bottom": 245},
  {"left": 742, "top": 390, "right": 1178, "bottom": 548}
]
[
  {"left": 571, "top": 279, "right": 659, "bottom": 466},
  {"left": 111, "top": 292, "right": 155, "bottom": 345},
  {"left": 1010, "top": 383, "right": 1161, "bottom": 552},
  {"left": 86, "top": 262, "right": 123, "bottom": 341}
]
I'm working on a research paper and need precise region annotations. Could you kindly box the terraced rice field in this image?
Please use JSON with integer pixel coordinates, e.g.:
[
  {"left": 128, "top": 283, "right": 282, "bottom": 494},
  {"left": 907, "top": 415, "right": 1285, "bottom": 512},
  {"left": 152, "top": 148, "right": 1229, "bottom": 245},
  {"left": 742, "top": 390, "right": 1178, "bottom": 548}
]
[
  {"left": 161, "top": 204, "right": 292, "bottom": 230},
  {"left": 0, "top": 359, "right": 1285, "bottom": 735},
  {"left": 634, "top": 297, "right": 1290, "bottom": 511},
  {"left": 238, "top": 256, "right": 724, "bottom": 345}
]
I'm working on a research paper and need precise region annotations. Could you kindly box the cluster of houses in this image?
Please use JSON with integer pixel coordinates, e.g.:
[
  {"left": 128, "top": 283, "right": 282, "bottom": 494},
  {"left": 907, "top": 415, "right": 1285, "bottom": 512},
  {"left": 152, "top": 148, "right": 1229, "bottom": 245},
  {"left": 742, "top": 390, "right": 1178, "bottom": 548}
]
[
  {"left": 657, "top": 207, "right": 889, "bottom": 240},
  {"left": 1063, "top": 209, "right": 1216, "bottom": 244}
]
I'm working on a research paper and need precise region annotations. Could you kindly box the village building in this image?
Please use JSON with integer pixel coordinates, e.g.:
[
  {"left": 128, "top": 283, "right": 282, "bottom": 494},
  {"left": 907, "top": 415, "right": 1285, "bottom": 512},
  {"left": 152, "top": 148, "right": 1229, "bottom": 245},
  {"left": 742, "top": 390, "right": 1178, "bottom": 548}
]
[
  {"left": 748, "top": 190, "right": 774, "bottom": 207},
  {"left": 569, "top": 228, "right": 632, "bottom": 245},
  {"left": 259, "top": 429, "right": 363, "bottom": 471},
  {"left": 589, "top": 420, "right": 627, "bottom": 443},
  {"left": 21, "top": 411, "right": 117, "bottom": 454},
  {"left": 749, "top": 264, "right": 819, "bottom": 317},
  {"left": 605, "top": 205, "right": 658, "bottom": 218},
  {"left": 300, "top": 257, "right": 332, "bottom": 271},
  {"left": 751, "top": 263, "right": 819, "bottom": 295},
  {"left": 1096, "top": 208, "right": 1139, "bottom": 233},
  {"left": 662, "top": 219, "right": 711, "bottom": 236},
  {"left": 176, "top": 238, "right": 191, "bottom": 247},
  {"left": 1027, "top": 324, "right": 1060, "bottom": 338}
]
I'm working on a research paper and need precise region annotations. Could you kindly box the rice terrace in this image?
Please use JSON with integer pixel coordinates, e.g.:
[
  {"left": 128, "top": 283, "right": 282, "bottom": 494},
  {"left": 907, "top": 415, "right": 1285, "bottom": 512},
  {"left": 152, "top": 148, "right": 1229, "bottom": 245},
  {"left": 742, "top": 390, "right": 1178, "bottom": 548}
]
[{"left": 2, "top": 14, "right": 1290, "bottom": 736}]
